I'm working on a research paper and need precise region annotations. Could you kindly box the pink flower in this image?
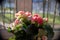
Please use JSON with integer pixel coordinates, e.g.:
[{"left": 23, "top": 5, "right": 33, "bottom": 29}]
[
  {"left": 15, "top": 11, "right": 25, "bottom": 18},
  {"left": 14, "top": 19, "right": 19, "bottom": 25},
  {"left": 32, "top": 16, "right": 37, "bottom": 22},
  {"left": 31, "top": 14, "right": 43, "bottom": 25},
  {"left": 25, "top": 11, "right": 31, "bottom": 17},
  {"left": 15, "top": 13, "right": 19, "bottom": 18},
  {"left": 18, "top": 11, "right": 25, "bottom": 15},
  {"left": 32, "top": 14, "right": 39, "bottom": 21},
  {"left": 37, "top": 17, "right": 43, "bottom": 25},
  {"left": 43, "top": 18, "right": 48, "bottom": 22},
  {"left": 34, "top": 14, "right": 39, "bottom": 17}
]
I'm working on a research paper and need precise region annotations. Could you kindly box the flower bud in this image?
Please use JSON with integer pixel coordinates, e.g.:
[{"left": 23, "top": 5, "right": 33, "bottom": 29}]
[{"left": 43, "top": 18, "right": 48, "bottom": 22}]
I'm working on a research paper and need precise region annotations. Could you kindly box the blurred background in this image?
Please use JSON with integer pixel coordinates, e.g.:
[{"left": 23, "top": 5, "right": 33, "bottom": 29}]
[{"left": 0, "top": 0, "right": 60, "bottom": 40}]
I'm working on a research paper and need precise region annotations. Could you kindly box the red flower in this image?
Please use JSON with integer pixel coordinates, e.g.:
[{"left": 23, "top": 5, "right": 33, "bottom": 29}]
[
  {"left": 32, "top": 14, "right": 39, "bottom": 22},
  {"left": 32, "top": 14, "right": 43, "bottom": 25},
  {"left": 37, "top": 17, "right": 43, "bottom": 25}
]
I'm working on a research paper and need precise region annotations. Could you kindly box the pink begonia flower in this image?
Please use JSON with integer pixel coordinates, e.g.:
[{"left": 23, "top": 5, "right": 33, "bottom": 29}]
[
  {"left": 32, "top": 16, "right": 38, "bottom": 22},
  {"left": 14, "top": 19, "right": 19, "bottom": 25},
  {"left": 15, "top": 13, "right": 19, "bottom": 18},
  {"left": 32, "top": 14, "right": 43, "bottom": 25},
  {"left": 15, "top": 11, "right": 25, "bottom": 18},
  {"left": 32, "top": 14, "right": 40, "bottom": 21},
  {"left": 37, "top": 17, "right": 43, "bottom": 25},
  {"left": 43, "top": 18, "right": 48, "bottom": 22},
  {"left": 34, "top": 14, "right": 39, "bottom": 17},
  {"left": 18, "top": 11, "right": 25, "bottom": 15},
  {"left": 25, "top": 11, "right": 31, "bottom": 17}
]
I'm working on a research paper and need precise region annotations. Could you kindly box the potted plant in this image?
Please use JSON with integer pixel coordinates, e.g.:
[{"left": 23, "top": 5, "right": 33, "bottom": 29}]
[{"left": 6, "top": 11, "right": 54, "bottom": 40}]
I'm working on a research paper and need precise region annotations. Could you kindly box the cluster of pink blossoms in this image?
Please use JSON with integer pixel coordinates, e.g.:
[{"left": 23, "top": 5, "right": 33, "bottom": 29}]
[{"left": 14, "top": 11, "right": 48, "bottom": 26}]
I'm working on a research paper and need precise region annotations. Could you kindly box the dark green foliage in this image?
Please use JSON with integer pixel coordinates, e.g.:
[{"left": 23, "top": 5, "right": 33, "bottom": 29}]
[
  {"left": 27, "top": 24, "right": 38, "bottom": 35},
  {"left": 8, "top": 24, "right": 54, "bottom": 40},
  {"left": 10, "top": 30, "right": 34, "bottom": 40},
  {"left": 23, "top": 18, "right": 31, "bottom": 25},
  {"left": 15, "top": 30, "right": 26, "bottom": 40},
  {"left": 43, "top": 24, "right": 54, "bottom": 38}
]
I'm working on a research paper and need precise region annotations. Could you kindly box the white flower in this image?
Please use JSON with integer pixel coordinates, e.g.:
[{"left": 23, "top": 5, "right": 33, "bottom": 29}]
[{"left": 12, "top": 23, "right": 15, "bottom": 27}]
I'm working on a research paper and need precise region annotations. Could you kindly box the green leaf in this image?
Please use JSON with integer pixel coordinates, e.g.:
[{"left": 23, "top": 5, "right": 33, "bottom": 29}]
[
  {"left": 7, "top": 27, "right": 11, "bottom": 32},
  {"left": 43, "top": 24, "right": 54, "bottom": 37},
  {"left": 22, "top": 22, "right": 27, "bottom": 29}
]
